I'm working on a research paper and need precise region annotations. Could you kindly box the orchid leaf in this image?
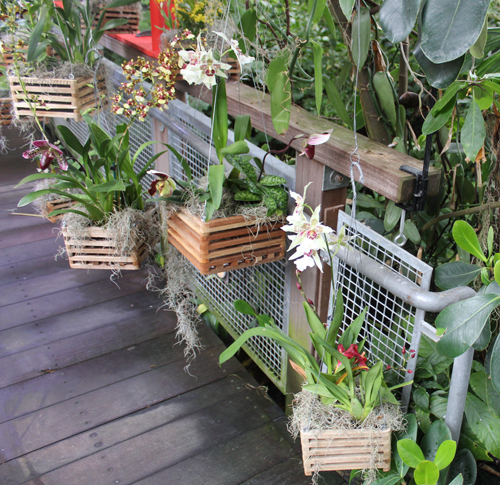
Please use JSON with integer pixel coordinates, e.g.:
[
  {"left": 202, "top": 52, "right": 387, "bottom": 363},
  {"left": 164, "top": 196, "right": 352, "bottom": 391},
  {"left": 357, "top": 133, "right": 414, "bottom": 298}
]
[
  {"left": 270, "top": 72, "right": 291, "bottom": 135},
  {"left": 461, "top": 98, "right": 486, "bottom": 162},
  {"left": 351, "top": 8, "right": 371, "bottom": 69},
  {"left": 453, "top": 220, "right": 487, "bottom": 262},
  {"left": 379, "top": 0, "right": 421, "bottom": 44},
  {"left": 312, "top": 41, "right": 323, "bottom": 115}
]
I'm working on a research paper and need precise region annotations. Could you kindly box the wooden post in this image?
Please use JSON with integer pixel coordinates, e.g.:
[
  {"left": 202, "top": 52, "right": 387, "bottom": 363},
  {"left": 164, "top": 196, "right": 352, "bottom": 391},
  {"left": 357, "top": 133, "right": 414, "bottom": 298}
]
[
  {"left": 151, "top": 118, "right": 170, "bottom": 173},
  {"left": 286, "top": 155, "right": 347, "bottom": 404}
]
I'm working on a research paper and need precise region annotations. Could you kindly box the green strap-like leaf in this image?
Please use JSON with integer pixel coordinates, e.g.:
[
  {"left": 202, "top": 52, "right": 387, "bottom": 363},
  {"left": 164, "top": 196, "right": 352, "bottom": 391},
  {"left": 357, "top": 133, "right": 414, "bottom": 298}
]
[
  {"left": 324, "top": 77, "right": 352, "bottom": 128},
  {"left": 351, "top": 8, "right": 371, "bottom": 69},
  {"left": 27, "top": 5, "right": 48, "bottom": 63},
  {"left": 270, "top": 72, "right": 291, "bottom": 135},
  {"left": 312, "top": 41, "right": 323, "bottom": 115}
]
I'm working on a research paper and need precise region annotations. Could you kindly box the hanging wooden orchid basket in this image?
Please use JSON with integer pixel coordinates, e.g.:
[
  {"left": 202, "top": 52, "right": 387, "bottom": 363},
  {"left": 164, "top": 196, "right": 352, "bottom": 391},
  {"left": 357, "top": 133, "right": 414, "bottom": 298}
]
[
  {"left": 45, "top": 198, "right": 75, "bottom": 223},
  {"left": 95, "top": 4, "right": 141, "bottom": 34},
  {"left": 300, "top": 427, "right": 392, "bottom": 476},
  {"left": 9, "top": 74, "right": 106, "bottom": 122},
  {"left": 167, "top": 208, "right": 286, "bottom": 275}
]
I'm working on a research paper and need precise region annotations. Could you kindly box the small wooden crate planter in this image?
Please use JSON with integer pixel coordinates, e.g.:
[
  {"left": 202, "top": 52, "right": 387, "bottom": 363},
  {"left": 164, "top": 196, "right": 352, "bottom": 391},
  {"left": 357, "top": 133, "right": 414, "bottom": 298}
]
[
  {"left": 98, "top": 5, "right": 140, "bottom": 33},
  {"left": 300, "top": 427, "right": 392, "bottom": 476},
  {"left": 9, "top": 75, "right": 106, "bottom": 122},
  {"left": 167, "top": 209, "right": 286, "bottom": 275},
  {"left": 45, "top": 198, "right": 74, "bottom": 223},
  {"left": 62, "top": 226, "right": 153, "bottom": 270},
  {"left": 0, "top": 98, "right": 13, "bottom": 125}
]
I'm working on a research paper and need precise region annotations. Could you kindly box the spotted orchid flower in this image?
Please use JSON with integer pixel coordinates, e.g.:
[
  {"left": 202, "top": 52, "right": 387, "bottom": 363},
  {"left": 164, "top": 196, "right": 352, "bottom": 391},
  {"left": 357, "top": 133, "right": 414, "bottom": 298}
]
[
  {"left": 147, "top": 170, "right": 176, "bottom": 197},
  {"left": 298, "top": 129, "right": 333, "bottom": 160},
  {"left": 213, "top": 31, "right": 255, "bottom": 66},
  {"left": 22, "top": 140, "right": 68, "bottom": 171}
]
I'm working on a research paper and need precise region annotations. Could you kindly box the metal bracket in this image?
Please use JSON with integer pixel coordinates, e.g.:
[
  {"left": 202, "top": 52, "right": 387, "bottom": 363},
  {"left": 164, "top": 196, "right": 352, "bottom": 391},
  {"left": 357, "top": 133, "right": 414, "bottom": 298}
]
[
  {"left": 322, "top": 166, "right": 350, "bottom": 191},
  {"left": 396, "top": 165, "right": 428, "bottom": 212}
]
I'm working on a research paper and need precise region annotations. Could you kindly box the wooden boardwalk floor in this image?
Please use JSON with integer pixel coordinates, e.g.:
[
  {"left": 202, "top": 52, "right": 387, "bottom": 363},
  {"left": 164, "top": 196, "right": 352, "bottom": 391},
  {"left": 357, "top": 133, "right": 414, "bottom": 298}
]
[{"left": 0, "top": 128, "right": 313, "bottom": 485}]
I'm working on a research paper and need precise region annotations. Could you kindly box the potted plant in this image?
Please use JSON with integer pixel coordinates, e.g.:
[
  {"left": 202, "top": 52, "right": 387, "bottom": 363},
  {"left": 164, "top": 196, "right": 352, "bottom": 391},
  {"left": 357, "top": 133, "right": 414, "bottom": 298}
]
[
  {"left": 15, "top": 54, "right": 177, "bottom": 270},
  {"left": 219, "top": 189, "right": 411, "bottom": 481},
  {"left": 5, "top": 0, "right": 129, "bottom": 121}
]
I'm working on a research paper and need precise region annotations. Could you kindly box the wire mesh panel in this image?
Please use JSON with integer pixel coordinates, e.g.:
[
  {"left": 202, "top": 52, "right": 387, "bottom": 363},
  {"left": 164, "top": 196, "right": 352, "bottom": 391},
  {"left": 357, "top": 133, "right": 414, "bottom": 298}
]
[
  {"left": 164, "top": 99, "right": 293, "bottom": 392},
  {"left": 333, "top": 211, "right": 433, "bottom": 386}
]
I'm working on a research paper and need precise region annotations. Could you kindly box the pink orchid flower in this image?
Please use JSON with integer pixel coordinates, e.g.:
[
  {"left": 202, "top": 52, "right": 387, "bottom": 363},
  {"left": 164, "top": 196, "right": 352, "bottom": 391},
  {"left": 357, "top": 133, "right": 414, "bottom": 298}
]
[
  {"left": 298, "top": 129, "right": 333, "bottom": 160},
  {"left": 147, "top": 170, "right": 176, "bottom": 197},
  {"left": 22, "top": 140, "right": 68, "bottom": 171}
]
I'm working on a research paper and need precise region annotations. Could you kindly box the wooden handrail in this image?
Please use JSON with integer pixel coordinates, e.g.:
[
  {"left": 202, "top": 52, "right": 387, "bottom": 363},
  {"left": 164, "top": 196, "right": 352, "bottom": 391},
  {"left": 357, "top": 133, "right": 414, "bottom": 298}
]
[{"left": 99, "top": 35, "right": 440, "bottom": 203}]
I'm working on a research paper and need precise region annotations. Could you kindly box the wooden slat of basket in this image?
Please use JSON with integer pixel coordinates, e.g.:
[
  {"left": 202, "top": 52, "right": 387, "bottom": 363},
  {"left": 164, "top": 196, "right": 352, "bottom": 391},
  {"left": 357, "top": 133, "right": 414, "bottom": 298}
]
[
  {"left": 46, "top": 198, "right": 74, "bottom": 222},
  {"left": 300, "top": 428, "right": 391, "bottom": 476},
  {"left": 0, "top": 98, "right": 12, "bottom": 125},
  {"left": 98, "top": 5, "right": 140, "bottom": 33}
]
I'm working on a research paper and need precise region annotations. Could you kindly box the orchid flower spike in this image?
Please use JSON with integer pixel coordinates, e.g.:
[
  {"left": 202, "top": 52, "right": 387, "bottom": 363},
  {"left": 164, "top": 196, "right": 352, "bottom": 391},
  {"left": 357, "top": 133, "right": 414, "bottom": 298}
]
[
  {"left": 213, "top": 31, "right": 255, "bottom": 66},
  {"left": 22, "top": 140, "right": 68, "bottom": 171},
  {"left": 298, "top": 129, "right": 333, "bottom": 159},
  {"left": 147, "top": 170, "right": 176, "bottom": 197}
]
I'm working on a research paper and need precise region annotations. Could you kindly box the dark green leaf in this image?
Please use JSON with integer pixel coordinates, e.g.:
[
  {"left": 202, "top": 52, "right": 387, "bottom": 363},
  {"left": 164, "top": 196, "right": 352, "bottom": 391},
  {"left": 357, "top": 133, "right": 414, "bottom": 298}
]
[
  {"left": 27, "top": 5, "right": 48, "bottom": 63},
  {"left": 384, "top": 200, "right": 402, "bottom": 232},
  {"left": 413, "top": 387, "right": 430, "bottom": 410},
  {"left": 490, "top": 335, "right": 500, "bottom": 394},
  {"left": 266, "top": 54, "right": 288, "bottom": 93},
  {"left": 404, "top": 220, "right": 421, "bottom": 244},
  {"left": 420, "top": 419, "right": 452, "bottom": 462},
  {"left": 270, "top": 72, "right": 291, "bottom": 135},
  {"left": 420, "top": 0, "right": 490, "bottom": 63},
  {"left": 470, "top": 371, "right": 488, "bottom": 402},
  {"left": 459, "top": 418, "right": 493, "bottom": 462},
  {"left": 234, "top": 115, "right": 251, "bottom": 142},
  {"left": 449, "top": 449, "right": 477, "bottom": 485},
  {"left": 234, "top": 190, "right": 262, "bottom": 202},
  {"left": 213, "top": 78, "right": 228, "bottom": 154},
  {"left": 434, "top": 261, "right": 482, "bottom": 290},
  {"left": 259, "top": 175, "right": 287, "bottom": 187},
  {"left": 103, "top": 0, "right": 139, "bottom": 8},
  {"left": 465, "top": 393, "right": 500, "bottom": 457},
  {"left": 436, "top": 294, "right": 499, "bottom": 358},
  {"left": 379, "top": 0, "right": 420, "bottom": 43},
  {"left": 415, "top": 46, "right": 465, "bottom": 89},
  {"left": 207, "top": 164, "right": 225, "bottom": 218},
  {"left": 429, "top": 393, "right": 448, "bottom": 419},
  {"left": 240, "top": 8, "right": 257, "bottom": 42}
]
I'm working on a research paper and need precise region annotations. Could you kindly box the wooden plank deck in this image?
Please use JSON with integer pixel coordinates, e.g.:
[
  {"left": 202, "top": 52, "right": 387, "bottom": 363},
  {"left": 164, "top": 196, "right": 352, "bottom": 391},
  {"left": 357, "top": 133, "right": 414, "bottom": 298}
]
[{"left": 0, "top": 128, "right": 318, "bottom": 484}]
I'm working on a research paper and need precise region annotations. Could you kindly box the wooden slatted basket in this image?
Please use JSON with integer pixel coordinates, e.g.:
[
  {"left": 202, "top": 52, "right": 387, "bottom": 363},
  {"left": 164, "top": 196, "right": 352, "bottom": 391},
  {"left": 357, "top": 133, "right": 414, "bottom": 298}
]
[
  {"left": 62, "top": 225, "right": 155, "bottom": 270},
  {"left": 167, "top": 209, "right": 286, "bottom": 275},
  {"left": 9, "top": 74, "right": 106, "bottom": 121},
  {"left": 300, "top": 427, "right": 391, "bottom": 476},
  {"left": 98, "top": 5, "right": 140, "bottom": 33},
  {"left": 0, "top": 98, "right": 13, "bottom": 125}
]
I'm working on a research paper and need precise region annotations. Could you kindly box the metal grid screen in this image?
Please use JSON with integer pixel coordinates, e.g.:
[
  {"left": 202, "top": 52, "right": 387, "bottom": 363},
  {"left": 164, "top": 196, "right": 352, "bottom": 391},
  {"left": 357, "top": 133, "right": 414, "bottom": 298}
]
[
  {"left": 334, "top": 211, "right": 433, "bottom": 383},
  {"left": 166, "top": 101, "right": 290, "bottom": 391}
]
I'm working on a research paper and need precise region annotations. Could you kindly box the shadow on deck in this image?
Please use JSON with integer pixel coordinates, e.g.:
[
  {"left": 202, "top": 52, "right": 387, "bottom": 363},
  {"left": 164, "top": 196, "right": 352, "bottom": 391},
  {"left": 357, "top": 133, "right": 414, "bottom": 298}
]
[{"left": 0, "top": 127, "right": 315, "bottom": 485}]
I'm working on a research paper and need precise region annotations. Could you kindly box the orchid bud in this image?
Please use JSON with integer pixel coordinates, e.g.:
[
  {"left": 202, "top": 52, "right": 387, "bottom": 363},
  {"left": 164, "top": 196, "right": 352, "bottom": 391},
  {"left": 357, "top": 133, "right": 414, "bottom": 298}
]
[
  {"left": 407, "top": 369, "right": 413, "bottom": 374},
  {"left": 307, "top": 298, "right": 314, "bottom": 306},
  {"left": 296, "top": 282, "right": 302, "bottom": 291}
]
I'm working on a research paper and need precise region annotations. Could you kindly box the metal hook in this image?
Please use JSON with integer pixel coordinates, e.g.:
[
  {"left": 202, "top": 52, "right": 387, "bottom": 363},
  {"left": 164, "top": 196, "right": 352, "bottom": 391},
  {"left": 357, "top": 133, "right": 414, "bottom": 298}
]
[{"left": 394, "top": 209, "right": 407, "bottom": 247}]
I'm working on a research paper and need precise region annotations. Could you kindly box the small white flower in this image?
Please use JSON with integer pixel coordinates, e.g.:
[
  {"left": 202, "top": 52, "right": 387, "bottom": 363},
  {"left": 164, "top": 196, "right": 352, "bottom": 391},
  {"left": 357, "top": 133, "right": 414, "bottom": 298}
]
[{"left": 213, "top": 31, "right": 255, "bottom": 66}]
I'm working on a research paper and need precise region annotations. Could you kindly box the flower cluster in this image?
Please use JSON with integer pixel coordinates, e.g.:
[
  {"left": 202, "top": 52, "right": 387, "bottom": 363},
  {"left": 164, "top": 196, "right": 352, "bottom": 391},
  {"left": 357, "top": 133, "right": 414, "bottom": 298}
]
[
  {"left": 111, "top": 47, "right": 180, "bottom": 121},
  {"left": 337, "top": 343, "right": 368, "bottom": 369},
  {"left": 282, "top": 183, "right": 350, "bottom": 272},
  {"left": 22, "top": 140, "right": 68, "bottom": 171}
]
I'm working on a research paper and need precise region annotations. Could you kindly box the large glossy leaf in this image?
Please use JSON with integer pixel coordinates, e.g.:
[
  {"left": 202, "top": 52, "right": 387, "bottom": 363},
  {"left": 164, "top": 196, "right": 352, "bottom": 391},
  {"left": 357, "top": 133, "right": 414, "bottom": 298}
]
[
  {"left": 420, "top": 0, "right": 490, "bottom": 63},
  {"left": 449, "top": 449, "right": 477, "bottom": 485},
  {"left": 379, "top": 0, "right": 421, "bottom": 43},
  {"left": 461, "top": 98, "right": 486, "bottom": 161},
  {"left": 351, "top": 8, "right": 371, "bottom": 69},
  {"left": 465, "top": 393, "right": 500, "bottom": 457},
  {"left": 415, "top": 46, "right": 465, "bottom": 89},
  {"left": 453, "top": 220, "right": 487, "bottom": 262},
  {"left": 486, "top": 379, "right": 500, "bottom": 417},
  {"left": 240, "top": 8, "right": 257, "bottom": 42},
  {"left": 434, "top": 261, "right": 482, "bottom": 290},
  {"left": 420, "top": 420, "right": 452, "bottom": 462},
  {"left": 490, "top": 335, "right": 500, "bottom": 394},
  {"left": 435, "top": 294, "right": 499, "bottom": 358}
]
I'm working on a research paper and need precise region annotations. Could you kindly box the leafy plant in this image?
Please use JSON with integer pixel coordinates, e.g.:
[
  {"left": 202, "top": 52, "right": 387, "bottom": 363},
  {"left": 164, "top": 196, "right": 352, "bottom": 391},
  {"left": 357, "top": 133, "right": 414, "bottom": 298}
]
[
  {"left": 16, "top": 115, "right": 167, "bottom": 222},
  {"left": 220, "top": 290, "right": 410, "bottom": 422}
]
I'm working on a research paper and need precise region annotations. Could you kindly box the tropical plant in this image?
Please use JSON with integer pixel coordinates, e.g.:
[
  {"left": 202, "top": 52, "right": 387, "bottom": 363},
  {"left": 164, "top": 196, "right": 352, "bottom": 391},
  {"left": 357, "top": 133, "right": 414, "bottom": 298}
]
[
  {"left": 16, "top": 115, "right": 167, "bottom": 222},
  {"left": 373, "top": 417, "right": 475, "bottom": 485}
]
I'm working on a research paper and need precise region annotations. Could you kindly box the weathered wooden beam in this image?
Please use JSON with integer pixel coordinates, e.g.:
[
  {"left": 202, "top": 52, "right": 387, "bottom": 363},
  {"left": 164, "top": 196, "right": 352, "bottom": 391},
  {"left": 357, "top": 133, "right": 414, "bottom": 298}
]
[{"left": 178, "top": 81, "right": 441, "bottom": 204}]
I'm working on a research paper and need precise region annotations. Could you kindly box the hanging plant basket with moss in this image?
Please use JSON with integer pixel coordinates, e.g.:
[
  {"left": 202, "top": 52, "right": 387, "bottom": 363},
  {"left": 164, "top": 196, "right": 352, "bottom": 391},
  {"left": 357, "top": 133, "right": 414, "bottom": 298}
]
[
  {"left": 95, "top": 3, "right": 141, "bottom": 34},
  {"left": 61, "top": 207, "right": 159, "bottom": 270},
  {"left": 166, "top": 208, "right": 286, "bottom": 275},
  {"left": 9, "top": 73, "right": 106, "bottom": 122}
]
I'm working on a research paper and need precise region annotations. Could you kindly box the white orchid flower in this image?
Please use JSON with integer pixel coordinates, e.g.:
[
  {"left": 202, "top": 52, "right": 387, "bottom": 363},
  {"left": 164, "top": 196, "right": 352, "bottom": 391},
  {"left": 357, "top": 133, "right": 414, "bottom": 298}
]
[
  {"left": 180, "top": 48, "right": 232, "bottom": 88},
  {"left": 213, "top": 31, "right": 255, "bottom": 66}
]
